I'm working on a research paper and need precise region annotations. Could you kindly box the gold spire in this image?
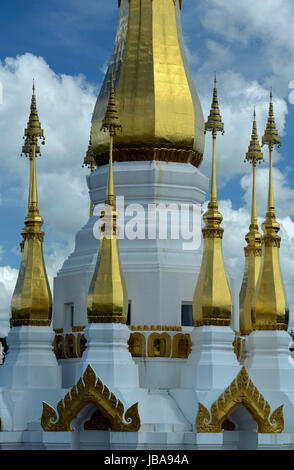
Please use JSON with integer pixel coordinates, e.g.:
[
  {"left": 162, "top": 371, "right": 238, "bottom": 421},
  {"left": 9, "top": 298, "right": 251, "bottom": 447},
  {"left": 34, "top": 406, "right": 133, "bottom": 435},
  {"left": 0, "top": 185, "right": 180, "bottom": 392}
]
[
  {"left": 193, "top": 76, "right": 232, "bottom": 327},
  {"left": 10, "top": 82, "right": 52, "bottom": 327},
  {"left": 252, "top": 91, "right": 289, "bottom": 331},
  {"left": 91, "top": 0, "right": 205, "bottom": 168},
  {"left": 87, "top": 82, "right": 128, "bottom": 324},
  {"left": 239, "top": 110, "right": 263, "bottom": 335},
  {"left": 83, "top": 132, "right": 96, "bottom": 217}
]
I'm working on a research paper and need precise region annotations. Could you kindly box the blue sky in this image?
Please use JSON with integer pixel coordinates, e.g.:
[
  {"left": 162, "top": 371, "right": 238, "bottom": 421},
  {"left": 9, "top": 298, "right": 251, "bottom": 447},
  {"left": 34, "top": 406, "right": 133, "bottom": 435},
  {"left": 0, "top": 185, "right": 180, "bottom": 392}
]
[{"left": 0, "top": 0, "right": 293, "bottom": 334}]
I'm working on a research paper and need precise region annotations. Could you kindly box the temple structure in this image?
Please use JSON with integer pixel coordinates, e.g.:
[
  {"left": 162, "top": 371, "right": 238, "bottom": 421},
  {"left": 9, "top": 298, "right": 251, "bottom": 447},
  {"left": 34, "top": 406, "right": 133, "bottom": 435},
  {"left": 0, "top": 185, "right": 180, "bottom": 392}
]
[{"left": 0, "top": 0, "right": 293, "bottom": 450}]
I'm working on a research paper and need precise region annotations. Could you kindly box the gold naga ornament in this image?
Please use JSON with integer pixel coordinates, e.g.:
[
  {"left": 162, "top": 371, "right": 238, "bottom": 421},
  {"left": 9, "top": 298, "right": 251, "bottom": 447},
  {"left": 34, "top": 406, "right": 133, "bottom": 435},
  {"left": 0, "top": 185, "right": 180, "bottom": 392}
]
[
  {"left": 193, "top": 76, "right": 232, "bottom": 327},
  {"left": 239, "top": 110, "right": 263, "bottom": 336},
  {"left": 41, "top": 365, "right": 140, "bottom": 432},
  {"left": 10, "top": 82, "right": 52, "bottom": 327},
  {"left": 196, "top": 367, "right": 284, "bottom": 433},
  {"left": 83, "top": 131, "right": 96, "bottom": 218},
  {"left": 87, "top": 81, "right": 128, "bottom": 324},
  {"left": 251, "top": 91, "right": 289, "bottom": 331},
  {"left": 91, "top": 0, "right": 204, "bottom": 169}
]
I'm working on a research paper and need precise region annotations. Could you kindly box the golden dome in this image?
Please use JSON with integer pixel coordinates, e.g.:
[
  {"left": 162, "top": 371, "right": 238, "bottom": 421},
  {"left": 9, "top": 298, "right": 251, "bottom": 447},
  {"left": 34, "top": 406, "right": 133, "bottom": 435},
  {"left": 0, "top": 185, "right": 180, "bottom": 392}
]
[{"left": 91, "top": 0, "right": 205, "bottom": 168}]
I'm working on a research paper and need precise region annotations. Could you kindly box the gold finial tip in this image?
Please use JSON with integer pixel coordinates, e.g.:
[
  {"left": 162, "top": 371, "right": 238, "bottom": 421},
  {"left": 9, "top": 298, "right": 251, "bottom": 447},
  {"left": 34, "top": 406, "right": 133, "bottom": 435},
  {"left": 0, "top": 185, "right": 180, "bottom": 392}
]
[
  {"left": 32, "top": 79, "right": 35, "bottom": 93},
  {"left": 270, "top": 88, "right": 273, "bottom": 100},
  {"left": 253, "top": 107, "right": 256, "bottom": 120},
  {"left": 214, "top": 73, "right": 217, "bottom": 86}
]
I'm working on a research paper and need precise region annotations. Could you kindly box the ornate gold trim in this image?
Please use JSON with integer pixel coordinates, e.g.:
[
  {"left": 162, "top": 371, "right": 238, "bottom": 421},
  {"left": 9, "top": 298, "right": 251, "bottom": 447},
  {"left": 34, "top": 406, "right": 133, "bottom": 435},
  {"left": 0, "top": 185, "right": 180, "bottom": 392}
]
[
  {"left": 53, "top": 335, "right": 65, "bottom": 359},
  {"left": 194, "top": 319, "right": 231, "bottom": 327},
  {"left": 72, "top": 326, "right": 86, "bottom": 332},
  {"left": 11, "top": 320, "right": 51, "bottom": 327},
  {"left": 233, "top": 336, "right": 246, "bottom": 363},
  {"left": 253, "top": 324, "right": 288, "bottom": 331},
  {"left": 41, "top": 365, "right": 140, "bottom": 432},
  {"left": 196, "top": 367, "right": 284, "bottom": 434},
  {"left": 89, "top": 317, "right": 127, "bottom": 324},
  {"left": 131, "top": 325, "right": 182, "bottom": 332},
  {"left": 95, "top": 147, "right": 202, "bottom": 169},
  {"left": 54, "top": 328, "right": 64, "bottom": 334},
  {"left": 147, "top": 333, "right": 171, "bottom": 358},
  {"left": 128, "top": 333, "right": 146, "bottom": 357},
  {"left": 172, "top": 334, "right": 192, "bottom": 359},
  {"left": 65, "top": 334, "right": 77, "bottom": 358},
  {"left": 202, "top": 227, "right": 224, "bottom": 239},
  {"left": 76, "top": 334, "right": 87, "bottom": 358},
  {"left": 54, "top": 333, "right": 86, "bottom": 359}
]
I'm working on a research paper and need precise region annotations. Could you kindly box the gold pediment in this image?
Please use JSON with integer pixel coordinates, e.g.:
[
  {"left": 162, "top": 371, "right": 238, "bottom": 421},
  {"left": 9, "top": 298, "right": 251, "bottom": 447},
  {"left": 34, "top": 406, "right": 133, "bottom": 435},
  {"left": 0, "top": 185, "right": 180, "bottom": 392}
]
[
  {"left": 41, "top": 365, "right": 140, "bottom": 432},
  {"left": 196, "top": 367, "right": 284, "bottom": 434}
]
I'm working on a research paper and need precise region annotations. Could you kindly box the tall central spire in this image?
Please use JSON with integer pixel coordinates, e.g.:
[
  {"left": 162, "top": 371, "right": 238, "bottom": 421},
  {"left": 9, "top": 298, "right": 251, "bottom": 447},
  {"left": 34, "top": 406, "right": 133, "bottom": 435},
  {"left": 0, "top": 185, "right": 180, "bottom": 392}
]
[
  {"left": 91, "top": 0, "right": 205, "bottom": 168},
  {"left": 10, "top": 83, "right": 52, "bottom": 327},
  {"left": 193, "top": 76, "right": 232, "bottom": 327}
]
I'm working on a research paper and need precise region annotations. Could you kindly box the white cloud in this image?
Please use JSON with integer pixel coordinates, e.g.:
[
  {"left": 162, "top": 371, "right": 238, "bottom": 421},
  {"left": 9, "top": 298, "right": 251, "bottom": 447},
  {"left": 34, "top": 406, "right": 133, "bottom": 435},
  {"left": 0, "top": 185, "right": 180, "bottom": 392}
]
[
  {"left": 241, "top": 167, "right": 294, "bottom": 218},
  {"left": 0, "top": 53, "right": 98, "bottom": 333},
  {"left": 0, "top": 53, "right": 97, "bottom": 238},
  {"left": 218, "top": 199, "right": 294, "bottom": 330},
  {"left": 198, "top": 71, "right": 288, "bottom": 186},
  {"left": 0, "top": 266, "right": 18, "bottom": 336},
  {"left": 193, "top": 0, "right": 294, "bottom": 93}
]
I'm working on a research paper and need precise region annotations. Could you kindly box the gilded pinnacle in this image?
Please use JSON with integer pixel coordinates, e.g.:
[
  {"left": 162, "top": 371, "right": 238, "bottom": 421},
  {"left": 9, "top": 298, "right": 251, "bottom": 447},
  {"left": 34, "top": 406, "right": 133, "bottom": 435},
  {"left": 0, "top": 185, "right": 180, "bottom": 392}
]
[
  {"left": 83, "top": 132, "right": 96, "bottom": 172},
  {"left": 239, "top": 111, "right": 263, "bottom": 336},
  {"left": 10, "top": 84, "right": 52, "bottom": 327},
  {"left": 262, "top": 92, "right": 281, "bottom": 234},
  {"left": 252, "top": 93, "right": 289, "bottom": 331},
  {"left": 83, "top": 132, "right": 96, "bottom": 218},
  {"left": 245, "top": 110, "right": 263, "bottom": 243},
  {"left": 87, "top": 82, "right": 128, "bottom": 324},
  {"left": 203, "top": 76, "right": 225, "bottom": 225},
  {"left": 205, "top": 75, "right": 224, "bottom": 135},
  {"left": 262, "top": 90, "right": 281, "bottom": 149},
  {"left": 22, "top": 81, "right": 45, "bottom": 156},
  {"left": 246, "top": 110, "right": 264, "bottom": 165},
  {"left": 101, "top": 80, "right": 122, "bottom": 137},
  {"left": 193, "top": 78, "right": 232, "bottom": 327}
]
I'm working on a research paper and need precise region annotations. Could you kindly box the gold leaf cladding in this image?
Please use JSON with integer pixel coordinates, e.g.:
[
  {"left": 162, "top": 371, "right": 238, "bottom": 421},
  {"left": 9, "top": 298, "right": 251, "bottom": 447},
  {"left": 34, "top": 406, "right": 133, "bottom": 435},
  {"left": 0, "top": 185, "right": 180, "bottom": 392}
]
[
  {"left": 41, "top": 365, "right": 141, "bottom": 432},
  {"left": 196, "top": 367, "right": 284, "bottom": 434}
]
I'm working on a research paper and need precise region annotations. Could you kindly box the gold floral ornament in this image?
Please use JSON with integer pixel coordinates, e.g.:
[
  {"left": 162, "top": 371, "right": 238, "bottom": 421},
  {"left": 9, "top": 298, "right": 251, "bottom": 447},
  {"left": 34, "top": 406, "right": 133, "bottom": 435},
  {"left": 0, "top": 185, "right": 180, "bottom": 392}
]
[
  {"left": 41, "top": 365, "right": 140, "bottom": 432},
  {"left": 196, "top": 367, "right": 284, "bottom": 434}
]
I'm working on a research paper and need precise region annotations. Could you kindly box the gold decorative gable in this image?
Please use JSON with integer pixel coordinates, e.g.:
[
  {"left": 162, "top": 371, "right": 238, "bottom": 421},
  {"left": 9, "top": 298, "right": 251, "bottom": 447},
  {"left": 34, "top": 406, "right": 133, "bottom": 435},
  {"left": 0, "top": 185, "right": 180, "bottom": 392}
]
[
  {"left": 41, "top": 365, "right": 140, "bottom": 432},
  {"left": 196, "top": 367, "right": 284, "bottom": 434}
]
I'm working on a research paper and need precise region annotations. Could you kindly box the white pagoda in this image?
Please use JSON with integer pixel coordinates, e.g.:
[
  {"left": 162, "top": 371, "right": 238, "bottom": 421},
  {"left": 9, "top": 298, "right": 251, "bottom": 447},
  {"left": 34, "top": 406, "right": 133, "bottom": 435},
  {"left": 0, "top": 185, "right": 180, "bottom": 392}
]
[{"left": 0, "top": 0, "right": 292, "bottom": 451}]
